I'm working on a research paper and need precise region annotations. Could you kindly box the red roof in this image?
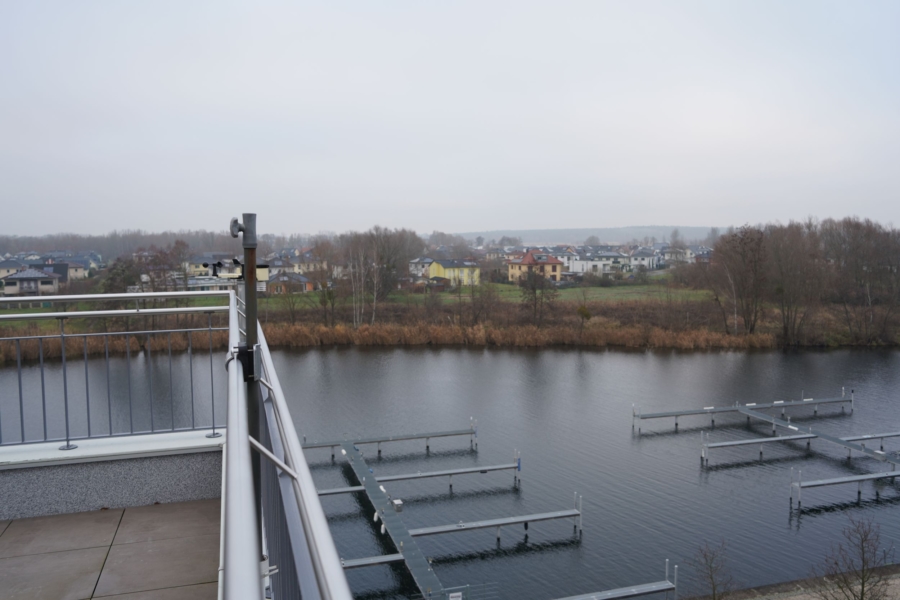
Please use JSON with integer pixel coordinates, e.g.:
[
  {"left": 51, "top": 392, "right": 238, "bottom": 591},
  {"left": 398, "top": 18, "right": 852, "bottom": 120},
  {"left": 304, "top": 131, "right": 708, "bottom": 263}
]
[{"left": 509, "top": 250, "right": 564, "bottom": 266}]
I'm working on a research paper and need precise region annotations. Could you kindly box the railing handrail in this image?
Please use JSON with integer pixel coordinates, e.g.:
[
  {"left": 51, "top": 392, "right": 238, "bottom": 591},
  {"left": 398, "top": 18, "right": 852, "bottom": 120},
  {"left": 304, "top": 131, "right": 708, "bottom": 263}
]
[
  {"left": 222, "top": 290, "right": 264, "bottom": 600},
  {"left": 0, "top": 305, "right": 229, "bottom": 322},
  {"left": 257, "top": 321, "right": 353, "bottom": 600},
  {"left": 0, "top": 291, "right": 232, "bottom": 304}
]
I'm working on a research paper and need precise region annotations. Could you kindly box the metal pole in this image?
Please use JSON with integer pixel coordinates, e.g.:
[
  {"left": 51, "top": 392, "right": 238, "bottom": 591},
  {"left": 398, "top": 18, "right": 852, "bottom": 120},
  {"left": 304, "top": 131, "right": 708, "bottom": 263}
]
[
  {"left": 168, "top": 333, "right": 174, "bottom": 430},
  {"left": 148, "top": 334, "right": 155, "bottom": 432},
  {"left": 105, "top": 335, "right": 112, "bottom": 436},
  {"left": 207, "top": 313, "right": 221, "bottom": 438},
  {"left": 232, "top": 212, "right": 262, "bottom": 561},
  {"left": 59, "top": 319, "right": 76, "bottom": 450},
  {"left": 189, "top": 331, "right": 195, "bottom": 429},
  {"left": 126, "top": 333, "right": 134, "bottom": 434},
  {"left": 16, "top": 339, "right": 24, "bottom": 444},
  {"left": 84, "top": 336, "right": 91, "bottom": 438},
  {"left": 39, "top": 338, "right": 47, "bottom": 440}
]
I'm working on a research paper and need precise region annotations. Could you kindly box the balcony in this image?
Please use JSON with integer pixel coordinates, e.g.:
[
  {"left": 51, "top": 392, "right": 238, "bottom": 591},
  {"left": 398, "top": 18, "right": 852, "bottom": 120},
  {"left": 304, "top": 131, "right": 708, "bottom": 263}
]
[{"left": 0, "top": 289, "right": 352, "bottom": 600}]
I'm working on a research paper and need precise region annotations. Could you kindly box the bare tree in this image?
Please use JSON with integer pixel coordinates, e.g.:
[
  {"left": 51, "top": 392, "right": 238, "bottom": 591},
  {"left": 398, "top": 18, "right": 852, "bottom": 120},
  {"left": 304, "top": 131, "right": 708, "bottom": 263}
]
[
  {"left": 766, "top": 221, "right": 824, "bottom": 345},
  {"left": 709, "top": 226, "right": 767, "bottom": 334},
  {"left": 687, "top": 540, "right": 736, "bottom": 600},
  {"left": 519, "top": 271, "right": 558, "bottom": 326},
  {"left": 813, "top": 516, "right": 894, "bottom": 600},
  {"left": 276, "top": 276, "right": 305, "bottom": 325}
]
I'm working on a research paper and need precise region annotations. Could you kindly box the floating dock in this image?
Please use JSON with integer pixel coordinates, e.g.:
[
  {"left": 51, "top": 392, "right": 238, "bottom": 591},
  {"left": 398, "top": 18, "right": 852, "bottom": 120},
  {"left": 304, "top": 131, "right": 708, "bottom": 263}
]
[
  {"left": 324, "top": 428, "right": 581, "bottom": 598},
  {"left": 633, "top": 394, "right": 852, "bottom": 432},
  {"left": 554, "top": 560, "right": 677, "bottom": 600},
  {"left": 702, "top": 431, "right": 900, "bottom": 462}
]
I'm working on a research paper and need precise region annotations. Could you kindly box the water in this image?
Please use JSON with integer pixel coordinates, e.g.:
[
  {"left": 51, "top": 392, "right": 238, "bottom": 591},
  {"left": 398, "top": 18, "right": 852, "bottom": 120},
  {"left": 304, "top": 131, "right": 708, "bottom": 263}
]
[{"left": 3, "top": 347, "right": 900, "bottom": 599}]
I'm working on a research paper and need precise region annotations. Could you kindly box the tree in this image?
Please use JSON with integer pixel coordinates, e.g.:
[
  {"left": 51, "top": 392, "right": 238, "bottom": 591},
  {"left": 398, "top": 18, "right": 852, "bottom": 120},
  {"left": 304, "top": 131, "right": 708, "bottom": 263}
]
[
  {"left": 709, "top": 226, "right": 767, "bottom": 334},
  {"left": 584, "top": 235, "right": 601, "bottom": 246},
  {"left": 687, "top": 540, "right": 735, "bottom": 600},
  {"left": 498, "top": 236, "right": 522, "bottom": 247},
  {"left": 820, "top": 218, "right": 900, "bottom": 344},
  {"left": 475, "top": 236, "right": 485, "bottom": 247},
  {"left": 669, "top": 228, "right": 685, "bottom": 250},
  {"left": 519, "top": 271, "right": 558, "bottom": 326},
  {"left": 576, "top": 287, "right": 592, "bottom": 335},
  {"left": 765, "top": 221, "right": 824, "bottom": 345},
  {"left": 277, "top": 277, "right": 305, "bottom": 325},
  {"left": 813, "top": 516, "right": 894, "bottom": 600},
  {"left": 470, "top": 282, "right": 499, "bottom": 325}
]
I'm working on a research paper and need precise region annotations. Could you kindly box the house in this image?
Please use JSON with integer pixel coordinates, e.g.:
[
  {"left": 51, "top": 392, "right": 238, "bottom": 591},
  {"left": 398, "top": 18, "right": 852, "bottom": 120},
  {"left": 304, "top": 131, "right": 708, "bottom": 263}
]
[
  {"left": 507, "top": 250, "right": 564, "bottom": 282},
  {"left": 296, "top": 249, "right": 328, "bottom": 275},
  {"left": 267, "top": 258, "right": 297, "bottom": 276},
  {"left": 0, "top": 268, "right": 60, "bottom": 296},
  {"left": 428, "top": 259, "right": 480, "bottom": 286},
  {"left": 269, "top": 272, "right": 313, "bottom": 294},
  {"left": 409, "top": 257, "right": 435, "bottom": 279},
  {"left": 570, "top": 251, "right": 630, "bottom": 276},
  {"left": 0, "top": 259, "right": 26, "bottom": 278},
  {"left": 663, "top": 245, "right": 711, "bottom": 264},
  {"left": 629, "top": 248, "right": 660, "bottom": 270}
]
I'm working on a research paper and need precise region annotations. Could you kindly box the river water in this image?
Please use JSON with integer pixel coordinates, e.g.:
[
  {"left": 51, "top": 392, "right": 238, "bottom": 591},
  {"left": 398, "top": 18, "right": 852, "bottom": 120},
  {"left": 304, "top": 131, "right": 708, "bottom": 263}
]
[{"left": 3, "top": 347, "right": 900, "bottom": 599}]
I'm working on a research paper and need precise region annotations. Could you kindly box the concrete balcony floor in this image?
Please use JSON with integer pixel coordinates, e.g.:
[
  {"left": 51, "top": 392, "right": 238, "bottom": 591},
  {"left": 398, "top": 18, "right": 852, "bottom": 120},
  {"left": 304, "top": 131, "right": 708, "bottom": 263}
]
[{"left": 0, "top": 499, "right": 219, "bottom": 600}]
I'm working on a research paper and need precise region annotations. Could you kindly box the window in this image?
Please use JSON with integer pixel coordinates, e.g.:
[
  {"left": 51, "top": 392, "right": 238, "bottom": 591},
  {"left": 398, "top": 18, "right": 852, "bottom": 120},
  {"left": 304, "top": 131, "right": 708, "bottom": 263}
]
[
  {"left": 552, "top": 265, "right": 557, "bottom": 272},
  {"left": 41, "top": 280, "right": 53, "bottom": 285}
]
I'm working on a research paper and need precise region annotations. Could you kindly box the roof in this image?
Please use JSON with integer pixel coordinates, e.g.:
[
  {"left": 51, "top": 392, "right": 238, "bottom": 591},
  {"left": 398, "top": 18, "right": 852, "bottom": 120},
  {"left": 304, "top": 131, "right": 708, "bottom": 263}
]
[
  {"left": 509, "top": 250, "right": 564, "bottom": 266},
  {"left": 273, "top": 273, "right": 309, "bottom": 283},
  {"left": 1, "top": 268, "right": 60, "bottom": 280},
  {"left": 0, "top": 259, "right": 26, "bottom": 269},
  {"left": 433, "top": 259, "right": 477, "bottom": 268}
]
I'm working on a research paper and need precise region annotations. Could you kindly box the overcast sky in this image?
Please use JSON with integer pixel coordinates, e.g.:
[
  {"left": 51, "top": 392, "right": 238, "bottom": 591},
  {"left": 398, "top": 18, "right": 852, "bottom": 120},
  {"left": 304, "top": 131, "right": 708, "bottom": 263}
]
[{"left": 1, "top": 1, "right": 898, "bottom": 237}]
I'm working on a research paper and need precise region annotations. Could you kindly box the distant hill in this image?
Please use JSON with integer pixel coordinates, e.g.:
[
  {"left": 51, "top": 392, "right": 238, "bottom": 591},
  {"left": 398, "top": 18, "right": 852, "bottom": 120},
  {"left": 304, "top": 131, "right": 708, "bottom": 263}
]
[{"left": 455, "top": 226, "right": 720, "bottom": 245}]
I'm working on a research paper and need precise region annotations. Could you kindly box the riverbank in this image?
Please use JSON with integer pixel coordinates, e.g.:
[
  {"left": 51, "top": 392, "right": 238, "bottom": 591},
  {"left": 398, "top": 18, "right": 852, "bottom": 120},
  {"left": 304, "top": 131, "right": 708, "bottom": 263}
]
[
  {"left": 700, "top": 564, "right": 900, "bottom": 600},
  {"left": 0, "top": 322, "right": 776, "bottom": 365}
]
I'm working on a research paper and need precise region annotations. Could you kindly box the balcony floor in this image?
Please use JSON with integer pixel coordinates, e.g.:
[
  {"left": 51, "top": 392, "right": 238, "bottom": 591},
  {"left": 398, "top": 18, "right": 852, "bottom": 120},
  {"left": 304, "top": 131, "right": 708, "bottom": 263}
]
[{"left": 0, "top": 499, "right": 219, "bottom": 600}]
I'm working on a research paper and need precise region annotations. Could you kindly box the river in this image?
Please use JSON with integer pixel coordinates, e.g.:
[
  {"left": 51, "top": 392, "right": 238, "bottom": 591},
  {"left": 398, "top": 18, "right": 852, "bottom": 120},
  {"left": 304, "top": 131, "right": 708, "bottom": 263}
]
[{"left": 3, "top": 347, "right": 900, "bottom": 599}]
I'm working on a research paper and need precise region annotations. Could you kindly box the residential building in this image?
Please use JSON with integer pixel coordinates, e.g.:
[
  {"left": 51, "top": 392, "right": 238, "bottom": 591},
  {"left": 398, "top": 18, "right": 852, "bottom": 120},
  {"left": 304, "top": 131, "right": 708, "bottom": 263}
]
[
  {"left": 409, "top": 257, "right": 435, "bottom": 279},
  {"left": 629, "top": 248, "right": 660, "bottom": 270},
  {"left": 0, "top": 259, "right": 26, "bottom": 278},
  {"left": 507, "top": 250, "right": 564, "bottom": 282},
  {"left": 267, "top": 257, "right": 297, "bottom": 276},
  {"left": 0, "top": 268, "right": 60, "bottom": 296},
  {"left": 428, "top": 259, "right": 480, "bottom": 286},
  {"left": 570, "top": 251, "right": 631, "bottom": 276},
  {"left": 296, "top": 249, "right": 328, "bottom": 274},
  {"left": 269, "top": 272, "right": 313, "bottom": 294}
]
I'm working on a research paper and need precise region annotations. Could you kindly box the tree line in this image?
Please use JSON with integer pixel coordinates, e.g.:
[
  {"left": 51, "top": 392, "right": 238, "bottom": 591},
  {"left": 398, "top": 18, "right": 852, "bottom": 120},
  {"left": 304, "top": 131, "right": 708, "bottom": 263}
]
[{"left": 682, "top": 217, "right": 900, "bottom": 345}]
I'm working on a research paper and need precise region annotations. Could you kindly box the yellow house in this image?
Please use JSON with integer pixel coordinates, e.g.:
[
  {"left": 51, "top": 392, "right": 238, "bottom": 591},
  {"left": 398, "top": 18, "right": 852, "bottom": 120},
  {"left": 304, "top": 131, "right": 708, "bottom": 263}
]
[{"left": 427, "top": 259, "right": 480, "bottom": 285}]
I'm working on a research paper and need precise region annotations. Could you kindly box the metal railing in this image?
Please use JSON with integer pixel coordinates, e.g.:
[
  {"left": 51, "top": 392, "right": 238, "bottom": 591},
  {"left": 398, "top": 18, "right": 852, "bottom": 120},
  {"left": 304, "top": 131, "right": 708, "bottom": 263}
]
[
  {"left": 0, "top": 288, "right": 352, "bottom": 598},
  {"left": 255, "top": 319, "right": 353, "bottom": 600},
  {"left": 0, "top": 291, "right": 232, "bottom": 448}
]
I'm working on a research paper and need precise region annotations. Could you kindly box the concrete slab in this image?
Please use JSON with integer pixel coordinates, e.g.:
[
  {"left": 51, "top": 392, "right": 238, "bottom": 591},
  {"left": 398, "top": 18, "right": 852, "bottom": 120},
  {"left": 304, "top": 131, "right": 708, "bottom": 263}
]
[
  {"left": 0, "top": 509, "right": 122, "bottom": 559},
  {"left": 0, "top": 546, "right": 107, "bottom": 600},
  {"left": 93, "top": 582, "right": 217, "bottom": 600},
  {"left": 114, "top": 500, "right": 219, "bottom": 545},
  {"left": 93, "top": 534, "right": 219, "bottom": 597}
]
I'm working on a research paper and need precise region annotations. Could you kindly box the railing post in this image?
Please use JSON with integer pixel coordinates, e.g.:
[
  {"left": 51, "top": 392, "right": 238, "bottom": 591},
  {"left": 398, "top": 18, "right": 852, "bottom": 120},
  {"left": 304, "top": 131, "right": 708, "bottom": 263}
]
[
  {"left": 59, "top": 318, "right": 76, "bottom": 450},
  {"left": 207, "top": 312, "right": 222, "bottom": 439}
]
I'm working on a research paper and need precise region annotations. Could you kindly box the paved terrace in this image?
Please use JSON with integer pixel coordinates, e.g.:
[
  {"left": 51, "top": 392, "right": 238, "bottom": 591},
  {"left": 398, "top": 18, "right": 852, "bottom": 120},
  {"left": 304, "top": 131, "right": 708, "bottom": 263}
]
[{"left": 0, "top": 499, "right": 219, "bottom": 600}]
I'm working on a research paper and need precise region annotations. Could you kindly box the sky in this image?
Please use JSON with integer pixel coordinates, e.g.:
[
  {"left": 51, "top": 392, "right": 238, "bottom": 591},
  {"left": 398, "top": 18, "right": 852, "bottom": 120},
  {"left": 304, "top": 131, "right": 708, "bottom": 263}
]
[{"left": 1, "top": 1, "right": 899, "bottom": 237}]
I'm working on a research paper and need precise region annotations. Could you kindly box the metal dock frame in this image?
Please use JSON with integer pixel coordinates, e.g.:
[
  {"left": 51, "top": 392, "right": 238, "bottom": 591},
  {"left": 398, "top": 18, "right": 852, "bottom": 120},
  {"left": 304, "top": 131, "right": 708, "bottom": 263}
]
[
  {"left": 302, "top": 420, "right": 478, "bottom": 460},
  {"left": 555, "top": 560, "right": 678, "bottom": 600},
  {"left": 331, "top": 436, "right": 580, "bottom": 597},
  {"left": 790, "top": 467, "right": 898, "bottom": 506},
  {"left": 701, "top": 431, "right": 900, "bottom": 464},
  {"left": 633, "top": 391, "right": 852, "bottom": 433}
]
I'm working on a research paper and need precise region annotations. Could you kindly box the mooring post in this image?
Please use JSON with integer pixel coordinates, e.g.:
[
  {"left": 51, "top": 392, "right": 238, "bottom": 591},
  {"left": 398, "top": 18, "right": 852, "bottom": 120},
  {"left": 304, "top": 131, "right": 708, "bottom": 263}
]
[
  {"left": 496, "top": 526, "right": 501, "bottom": 541},
  {"left": 377, "top": 442, "right": 381, "bottom": 457},
  {"left": 790, "top": 467, "right": 794, "bottom": 505},
  {"left": 665, "top": 558, "right": 669, "bottom": 582},
  {"left": 673, "top": 565, "right": 678, "bottom": 600},
  {"left": 851, "top": 390, "right": 854, "bottom": 413},
  {"left": 760, "top": 443, "right": 763, "bottom": 460},
  {"left": 675, "top": 415, "right": 678, "bottom": 430},
  {"left": 578, "top": 494, "right": 583, "bottom": 532},
  {"left": 858, "top": 480, "right": 862, "bottom": 500},
  {"left": 426, "top": 437, "right": 430, "bottom": 452}
]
